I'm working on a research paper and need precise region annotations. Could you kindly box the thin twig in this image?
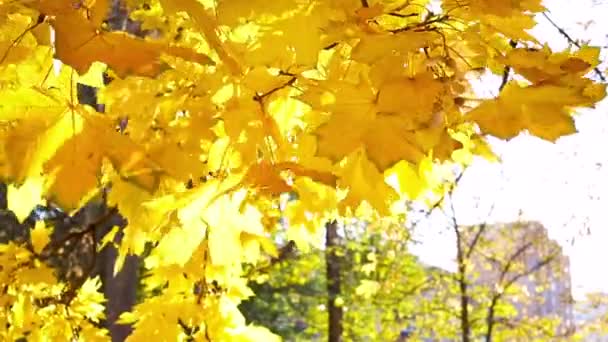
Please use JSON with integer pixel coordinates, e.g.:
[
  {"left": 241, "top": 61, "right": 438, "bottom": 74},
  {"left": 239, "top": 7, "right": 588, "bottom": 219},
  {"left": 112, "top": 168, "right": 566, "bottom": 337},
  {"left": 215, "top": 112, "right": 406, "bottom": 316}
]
[
  {"left": 498, "top": 40, "right": 518, "bottom": 92},
  {"left": 40, "top": 207, "right": 119, "bottom": 259}
]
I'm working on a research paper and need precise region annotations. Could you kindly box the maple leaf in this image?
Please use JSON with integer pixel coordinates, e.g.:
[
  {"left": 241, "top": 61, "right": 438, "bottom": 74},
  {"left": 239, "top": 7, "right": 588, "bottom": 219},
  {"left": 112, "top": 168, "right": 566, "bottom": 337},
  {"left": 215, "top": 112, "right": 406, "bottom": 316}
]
[
  {"left": 384, "top": 159, "right": 432, "bottom": 200},
  {"left": 376, "top": 73, "right": 444, "bottom": 125},
  {"left": 0, "top": 72, "right": 78, "bottom": 176},
  {"left": 0, "top": 14, "right": 41, "bottom": 65},
  {"left": 283, "top": 176, "right": 337, "bottom": 251},
  {"left": 239, "top": 11, "right": 326, "bottom": 68},
  {"left": 355, "top": 279, "right": 381, "bottom": 299},
  {"left": 352, "top": 31, "right": 436, "bottom": 64},
  {"left": 21, "top": 0, "right": 213, "bottom": 77},
  {"left": 444, "top": 0, "right": 545, "bottom": 42},
  {"left": 467, "top": 82, "right": 595, "bottom": 141},
  {"left": 219, "top": 95, "right": 286, "bottom": 165},
  {"left": 40, "top": 109, "right": 163, "bottom": 209},
  {"left": 7, "top": 176, "right": 45, "bottom": 222},
  {"left": 215, "top": 0, "right": 297, "bottom": 26},
  {"left": 159, "top": 0, "right": 243, "bottom": 75},
  {"left": 336, "top": 149, "right": 398, "bottom": 215},
  {"left": 304, "top": 72, "right": 457, "bottom": 170},
  {"left": 30, "top": 220, "right": 51, "bottom": 254},
  {"left": 242, "top": 160, "right": 291, "bottom": 197},
  {"left": 201, "top": 189, "right": 268, "bottom": 266},
  {"left": 42, "top": 9, "right": 212, "bottom": 77},
  {"left": 502, "top": 46, "right": 602, "bottom": 85},
  {"left": 1, "top": 65, "right": 164, "bottom": 210}
]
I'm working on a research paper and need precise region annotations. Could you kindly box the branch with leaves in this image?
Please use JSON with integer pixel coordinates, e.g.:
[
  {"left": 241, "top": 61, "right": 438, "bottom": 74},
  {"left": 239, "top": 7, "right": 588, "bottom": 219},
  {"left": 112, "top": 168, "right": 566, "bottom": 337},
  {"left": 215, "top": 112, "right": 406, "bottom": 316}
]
[{"left": 542, "top": 12, "right": 606, "bottom": 82}]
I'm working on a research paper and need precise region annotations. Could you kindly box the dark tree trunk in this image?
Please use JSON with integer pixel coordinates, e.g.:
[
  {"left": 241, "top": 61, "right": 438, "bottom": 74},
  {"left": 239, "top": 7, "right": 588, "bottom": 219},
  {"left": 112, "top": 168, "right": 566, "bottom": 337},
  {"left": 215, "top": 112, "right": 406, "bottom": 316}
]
[
  {"left": 71, "top": 197, "right": 140, "bottom": 342},
  {"left": 485, "top": 296, "right": 499, "bottom": 342},
  {"left": 457, "top": 264, "right": 471, "bottom": 342},
  {"left": 86, "top": 3, "right": 143, "bottom": 340},
  {"left": 325, "top": 220, "right": 343, "bottom": 342},
  {"left": 455, "top": 228, "right": 471, "bottom": 342},
  {"left": 0, "top": 183, "right": 7, "bottom": 210},
  {"left": 96, "top": 229, "right": 139, "bottom": 342}
]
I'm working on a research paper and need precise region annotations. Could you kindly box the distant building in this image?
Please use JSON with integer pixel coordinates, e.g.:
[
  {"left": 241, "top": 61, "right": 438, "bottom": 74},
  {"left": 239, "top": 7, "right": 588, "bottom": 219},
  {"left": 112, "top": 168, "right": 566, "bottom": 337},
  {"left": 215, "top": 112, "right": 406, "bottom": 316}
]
[
  {"left": 464, "top": 221, "right": 574, "bottom": 336},
  {"left": 403, "top": 222, "right": 574, "bottom": 340}
]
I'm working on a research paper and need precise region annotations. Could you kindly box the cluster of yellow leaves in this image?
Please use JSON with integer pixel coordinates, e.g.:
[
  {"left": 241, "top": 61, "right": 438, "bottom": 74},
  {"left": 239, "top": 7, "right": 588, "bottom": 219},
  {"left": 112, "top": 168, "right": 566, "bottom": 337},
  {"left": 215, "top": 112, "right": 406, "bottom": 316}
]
[
  {"left": 0, "top": 0, "right": 605, "bottom": 340},
  {"left": 0, "top": 222, "right": 108, "bottom": 341},
  {"left": 469, "top": 45, "right": 605, "bottom": 141}
]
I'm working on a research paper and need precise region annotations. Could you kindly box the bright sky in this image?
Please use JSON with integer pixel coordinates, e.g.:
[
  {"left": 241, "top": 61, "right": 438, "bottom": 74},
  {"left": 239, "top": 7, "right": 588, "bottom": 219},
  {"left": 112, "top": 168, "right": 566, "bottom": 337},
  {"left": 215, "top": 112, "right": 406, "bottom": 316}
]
[{"left": 411, "top": 0, "right": 608, "bottom": 300}]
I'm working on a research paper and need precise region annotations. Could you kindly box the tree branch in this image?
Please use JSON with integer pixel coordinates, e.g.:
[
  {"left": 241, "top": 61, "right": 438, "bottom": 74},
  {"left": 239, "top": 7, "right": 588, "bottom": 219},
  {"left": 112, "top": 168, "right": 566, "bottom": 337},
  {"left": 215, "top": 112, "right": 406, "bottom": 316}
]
[
  {"left": 498, "top": 40, "right": 518, "bottom": 92},
  {"left": 465, "top": 223, "right": 486, "bottom": 259},
  {"left": 485, "top": 245, "right": 560, "bottom": 341}
]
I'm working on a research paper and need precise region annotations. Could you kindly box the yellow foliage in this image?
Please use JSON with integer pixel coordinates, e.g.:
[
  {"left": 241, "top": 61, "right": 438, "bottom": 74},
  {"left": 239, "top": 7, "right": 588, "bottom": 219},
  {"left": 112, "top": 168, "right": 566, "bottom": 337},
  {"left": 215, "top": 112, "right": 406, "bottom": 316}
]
[
  {"left": 0, "top": 241, "right": 108, "bottom": 340},
  {"left": 468, "top": 81, "right": 600, "bottom": 141}
]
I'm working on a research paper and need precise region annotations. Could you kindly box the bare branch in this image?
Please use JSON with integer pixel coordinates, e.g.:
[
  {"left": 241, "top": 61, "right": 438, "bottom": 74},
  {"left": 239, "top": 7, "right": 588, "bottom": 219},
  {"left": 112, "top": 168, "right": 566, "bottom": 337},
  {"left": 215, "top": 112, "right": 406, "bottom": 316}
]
[
  {"left": 39, "top": 206, "right": 119, "bottom": 260},
  {"left": 498, "top": 241, "right": 534, "bottom": 284},
  {"left": 502, "top": 251, "right": 558, "bottom": 293},
  {"left": 465, "top": 223, "right": 486, "bottom": 259},
  {"left": 485, "top": 244, "right": 561, "bottom": 341},
  {"left": 465, "top": 197, "right": 497, "bottom": 259}
]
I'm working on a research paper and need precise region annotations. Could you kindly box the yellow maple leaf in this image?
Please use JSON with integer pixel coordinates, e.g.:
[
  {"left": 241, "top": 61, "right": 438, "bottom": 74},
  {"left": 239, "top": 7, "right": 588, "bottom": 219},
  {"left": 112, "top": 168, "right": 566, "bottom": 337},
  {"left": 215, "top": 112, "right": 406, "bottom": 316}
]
[
  {"left": 0, "top": 81, "right": 80, "bottom": 182},
  {"left": 49, "top": 11, "right": 212, "bottom": 77},
  {"left": 7, "top": 175, "right": 45, "bottom": 223},
  {"left": 313, "top": 98, "right": 428, "bottom": 169},
  {"left": 152, "top": 226, "right": 206, "bottom": 267},
  {"left": 44, "top": 110, "right": 162, "bottom": 209},
  {"left": 243, "top": 160, "right": 291, "bottom": 196},
  {"left": 352, "top": 31, "right": 436, "bottom": 64},
  {"left": 201, "top": 189, "right": 267, "bottom": 266},
  {"left": 503, "top": 46, "right": 600, "bottom": 84},
  {"left": 160, "top": 0, "right": 243, "bottom": 75},
  {"left": 30, "top": 220, "right": 51, "bottom": 254},
  {"left": 468, "top": 82, "right": 595, "bottom": 141},
  {"left": 242, "top": 12, "right": 325, "bottom": 68},
  {"left": 444, "top": 0, "right": 544, "bottom": 42},
  {"left": 377, "top": 73, "right": 444, "bottom": 118},
  {"left": 283, "top": 176, "right": 338, "bottom": 251},
  {"left": 384, "top": 160, "right": 428, "bottom": 200},
  {"left": 303, "top": 70, "right": 459, "bottom": 170},
  {"left": 215, "top": 0, "right": 297, "bottom": 26},
  {"left": 336, "top": 149, "right": 397, "bottom": 215},
  {"left": 107, "top": 173, "right": 181, "bottom": 271},
  {"left": 355, "top": 279, "right": 381, "bottom": 299},
  {"left": 0, "top": 14, "right": 40, "bottom": 65}
]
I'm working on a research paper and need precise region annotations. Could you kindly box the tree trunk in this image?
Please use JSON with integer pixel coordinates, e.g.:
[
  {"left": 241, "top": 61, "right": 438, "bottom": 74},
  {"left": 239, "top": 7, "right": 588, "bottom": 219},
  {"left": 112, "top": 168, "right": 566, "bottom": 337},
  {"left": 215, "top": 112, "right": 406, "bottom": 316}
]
[
  {"left": 325, "top": 220, "right": 343, "bottom": 342},
  {"left": 90, "top": 3, "right": 142, "bottom": 340},
  {"left": 96, "top": 230, "right": 139, "bottom": 342},
  {"left": 485, "top": 296, "right": 499, "bottom": 342},
  {"left": 72, "top": 200, "right": 139, "bottom": 342},
  {"left": 455, "top": 228, "right": 471, "bottom": 342},
  {"left": 0, "top": 183, "right": 7, "bottom": 210}
]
